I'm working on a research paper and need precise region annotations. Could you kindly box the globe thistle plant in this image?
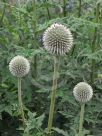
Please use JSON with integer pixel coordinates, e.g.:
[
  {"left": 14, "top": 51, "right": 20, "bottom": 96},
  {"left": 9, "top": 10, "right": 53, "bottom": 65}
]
[
  {"left": 73, "top": 82, "right": 93, "bottom": 136},
  {"left": 43, "top": 23, "right": 73, "bottom": 135},
  {"left": 43, "top": 23, "right": 73, "bottom": 56},
  {"left": 9, "top": 55, "right": 30, "bottom": 78},
  {"left": 73, "top": 82, "right": 93, "bottom": 103},
  {"left": 9, "top": 55, "right": 30, "bottom": 127}
]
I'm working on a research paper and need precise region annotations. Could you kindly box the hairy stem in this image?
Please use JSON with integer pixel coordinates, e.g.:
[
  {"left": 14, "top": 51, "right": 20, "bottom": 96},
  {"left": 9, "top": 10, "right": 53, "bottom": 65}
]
[
  {"left": 18, "top": 78, "right": 26, "bottom": 127},
  {"left": 47, "top": 56, "right": 59, "bottom": 135},
  {"left": 79, "top": 103, "right": 85, "bottom": 136}
]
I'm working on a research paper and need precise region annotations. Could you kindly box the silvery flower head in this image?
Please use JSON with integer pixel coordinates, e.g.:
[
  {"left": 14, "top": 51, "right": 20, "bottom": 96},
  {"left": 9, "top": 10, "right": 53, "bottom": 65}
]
[
  {"left": 9, "top": 55, "right": 30, "bottom": 78},
  {"left": 43, "top": 23, "right": 73, "bottom": 56},
  {"left": 73, "top": 82, "right": 93, "bottom": 103}
]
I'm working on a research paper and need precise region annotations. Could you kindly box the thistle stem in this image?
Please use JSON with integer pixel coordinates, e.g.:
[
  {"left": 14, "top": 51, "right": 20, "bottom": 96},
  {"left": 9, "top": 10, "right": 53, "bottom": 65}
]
[
  {"left": 0, "top": 1, "right": 6, "bottom": 27},
  {"left": 63, "top": 0, "right": 67, "bottom": 17},
  {"left": 79, "top": 103, "right": 85, "bottom": 136},
  {"left": 91, "top": 2, "right": 100, "bottom": 84},
  {"left": 32, "top": 0, "right": 38, "bottom": 78},
  {"left": 47, "top": 56, "right": 59, "bottom": 135},
  {"left": 18, "top": 78, "right": 26, "bottom": 127},
  {"left": 45, "top": 0, "right": 51, "bottom": 19},
  {"left": 78, "top": 0, "right": 82, "bottom": 17}
]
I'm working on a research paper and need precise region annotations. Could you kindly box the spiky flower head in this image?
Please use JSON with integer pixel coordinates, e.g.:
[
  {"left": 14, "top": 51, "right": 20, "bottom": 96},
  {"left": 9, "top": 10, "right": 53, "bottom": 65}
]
[
  {"left": 73, "top": 82, "right": 93, "bottom": 103},
  {"left": 9, "top": 55, "right": 30, "bottom": 78},
  {"left": 43, "top": 23, "right": 73, "bottom": 56}
]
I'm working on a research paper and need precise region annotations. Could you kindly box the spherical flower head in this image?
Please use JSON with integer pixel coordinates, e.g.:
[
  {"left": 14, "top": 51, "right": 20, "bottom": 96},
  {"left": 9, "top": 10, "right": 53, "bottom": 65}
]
[
  {"left": 43, "top": 23, "right": 73, "bottom": 56},
  {"left": 73, "top": 82, "right": 93, "bottom": 103},
  {"left": 9, "top": 55, "right": 30, "bottom": 78}
]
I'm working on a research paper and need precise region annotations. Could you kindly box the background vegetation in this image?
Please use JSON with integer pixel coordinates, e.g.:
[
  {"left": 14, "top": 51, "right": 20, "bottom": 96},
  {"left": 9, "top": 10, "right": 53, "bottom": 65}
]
[{"left": 0, "top": 0, "right": 102, "bottom": 136}]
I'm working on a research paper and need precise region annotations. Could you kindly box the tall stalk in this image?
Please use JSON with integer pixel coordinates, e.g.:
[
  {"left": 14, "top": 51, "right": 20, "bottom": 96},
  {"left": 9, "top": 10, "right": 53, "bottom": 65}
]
[
  {"left": 91, "top": 2, "right": 100, "bottom": 84},
  {"left": 78, "top": 0, "right": 82, "bottom": 17},
  {"left": 17, "top": 0, "right": 22, "bottom": 33},
  {"left": 45, "top": 0, "right": 51, "bottom": 19},
  {"left": 79, "top": 103, "right": 85, "bottom": 136},
  {"left": 47, "top": 56, "right": 59, "bottom": 135},
  {"left": 18, "top": 78, "right": 26, "bottom": 127},
  {"left": 63, "top": 0, "right": 67, "bottom": 17},
  {"left": 33, "top": 0, "right": 37, "bottom": 28},
  {"left": 32, "top": 0, "right": 38, "bottom": 78},
  {"left": 0, "top": 0, "right": 6, "bottom": 27}
]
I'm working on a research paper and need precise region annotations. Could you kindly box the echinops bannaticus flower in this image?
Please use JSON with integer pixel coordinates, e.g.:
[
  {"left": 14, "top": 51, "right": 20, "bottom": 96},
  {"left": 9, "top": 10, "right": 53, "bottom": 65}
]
[
  {"left": 73, "top": 82, "right": 93, "bottom": 103},
  {"left": 9, "top": 55, "right": 30, "bottom": 78},
  {"left": 43, "top": 23, "right": 73, "bottom": 55}
]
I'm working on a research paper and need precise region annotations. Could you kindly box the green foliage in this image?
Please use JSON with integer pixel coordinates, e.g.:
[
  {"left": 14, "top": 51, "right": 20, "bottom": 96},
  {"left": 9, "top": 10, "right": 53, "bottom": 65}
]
[
  {"left": 23, "top": 112, "right": 45, "bottom": 136},
  {"left": 0, "top": 0, "right": 102, "bottom": 135}
]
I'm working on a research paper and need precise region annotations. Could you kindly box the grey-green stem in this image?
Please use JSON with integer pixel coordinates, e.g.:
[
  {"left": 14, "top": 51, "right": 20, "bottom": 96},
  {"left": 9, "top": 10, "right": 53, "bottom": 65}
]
[
  {"left": 79, "top": 103, "right": 85, "bottom": 136},
  {"left": 47, "top": 56, "right": 59, "bottom": 136},
  {"left": 91, "top": 2, "right": 100, "bottom": 84},
  {"left": 18, "top": 77, "right": 26, "bottom": 127},
  {"left": 78, "top": 0, "right": 82, "bottom": 17}
]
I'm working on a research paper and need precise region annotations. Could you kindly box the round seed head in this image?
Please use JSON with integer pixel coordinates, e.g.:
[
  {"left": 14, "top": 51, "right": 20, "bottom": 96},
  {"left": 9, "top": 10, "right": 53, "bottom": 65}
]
[
  {"left": 43, "top": 23, "right": 73, "bottom": 56},
  {"left": 9, "top": 55, "right": 30, "bottom": 78},
  {"left": 73, "top": 82, "right": 93, "bottom": 103}
]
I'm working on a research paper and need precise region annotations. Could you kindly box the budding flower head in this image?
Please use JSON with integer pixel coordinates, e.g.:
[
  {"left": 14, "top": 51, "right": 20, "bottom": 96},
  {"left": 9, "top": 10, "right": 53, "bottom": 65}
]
[
  {"left": 9, "top": 55, "right": 30, "bottom": 78},
  {"left": 43, "top": 23, "right": 73, "bottom": 56},
  {"left": 73, "top": 82, "right": 93, "bottom": 103}
]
